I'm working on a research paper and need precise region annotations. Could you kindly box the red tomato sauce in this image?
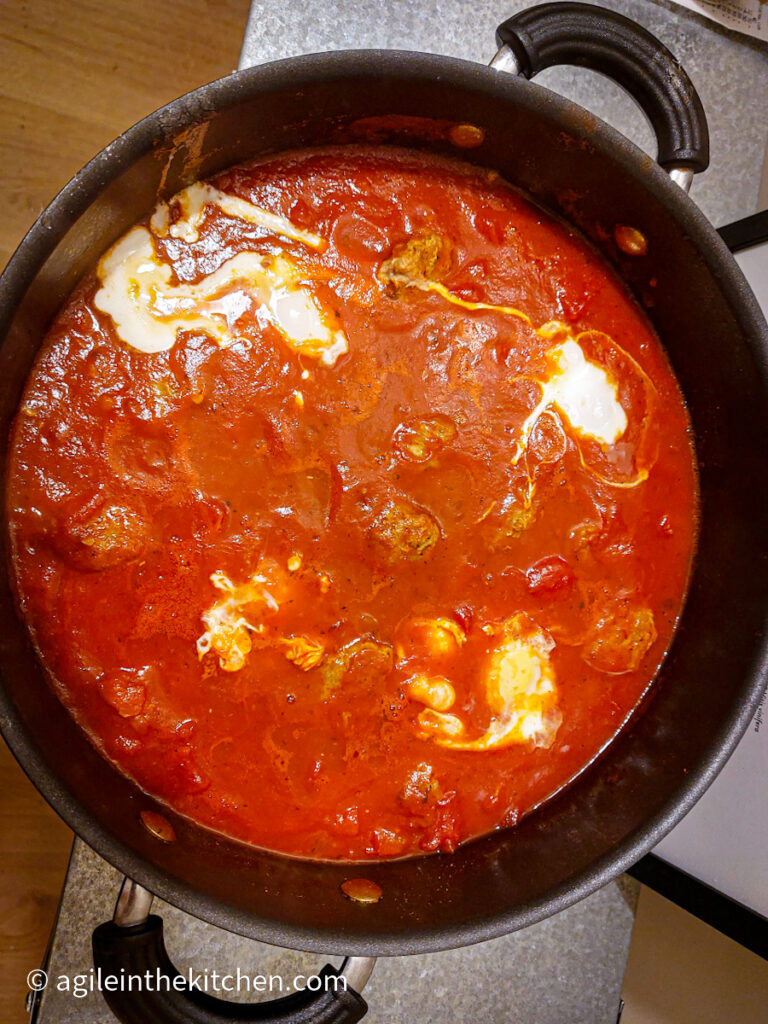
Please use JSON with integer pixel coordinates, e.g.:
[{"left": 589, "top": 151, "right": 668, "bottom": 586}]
[{"left": 7, "top": 147, "right": 698, "bottom": 860}]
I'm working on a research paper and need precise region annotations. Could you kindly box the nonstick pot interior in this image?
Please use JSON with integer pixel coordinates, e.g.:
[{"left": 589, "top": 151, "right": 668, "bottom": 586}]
[{"left": 1, "top": 51, "right": 766, "bottom": 955}]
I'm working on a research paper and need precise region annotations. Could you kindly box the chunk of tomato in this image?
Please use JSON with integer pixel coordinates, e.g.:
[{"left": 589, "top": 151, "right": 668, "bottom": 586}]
[{"left": 525, "top": 555, "right": 574, "bottom": 595}]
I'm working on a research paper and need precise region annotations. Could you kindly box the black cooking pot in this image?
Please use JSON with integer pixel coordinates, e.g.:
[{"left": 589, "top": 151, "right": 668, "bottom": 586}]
[{"left": 1, "top": 4, "right": 767, "bottom": 1022}]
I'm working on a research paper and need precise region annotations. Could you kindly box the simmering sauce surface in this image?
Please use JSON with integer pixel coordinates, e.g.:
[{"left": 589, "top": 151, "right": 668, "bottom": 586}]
[{"left": 7, "top": 147, "right": 697, "bottom": 859}]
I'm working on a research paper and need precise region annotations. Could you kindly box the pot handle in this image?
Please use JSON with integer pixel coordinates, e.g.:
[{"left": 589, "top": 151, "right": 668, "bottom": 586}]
[
  {"left": 492, "top": 2, "right": 709, "bottom": 187},
  {"left": 91, "top": 879, "right": 372, "bottom": 1023}
]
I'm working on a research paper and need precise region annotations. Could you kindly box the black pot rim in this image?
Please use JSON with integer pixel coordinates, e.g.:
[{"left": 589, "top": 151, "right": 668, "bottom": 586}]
[{"left": 1, "top": 48, "right": 767, "bottom": 956}]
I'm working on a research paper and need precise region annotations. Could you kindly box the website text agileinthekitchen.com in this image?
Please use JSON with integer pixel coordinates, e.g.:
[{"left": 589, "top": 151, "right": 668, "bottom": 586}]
[{"left": 26, "top": 967, "right": 347, "bottom": 1000}]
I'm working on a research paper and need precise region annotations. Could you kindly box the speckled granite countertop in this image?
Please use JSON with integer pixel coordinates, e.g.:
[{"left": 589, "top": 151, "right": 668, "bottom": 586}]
[
  {"left": 240, "top": 0, "right": 768, "bottom": 226},
  {"left": 34, "top": 841, "right": 638, "bottom": 1023},
  {"left": 31, "top": 2, "right": 766, "bottom": 1021}
]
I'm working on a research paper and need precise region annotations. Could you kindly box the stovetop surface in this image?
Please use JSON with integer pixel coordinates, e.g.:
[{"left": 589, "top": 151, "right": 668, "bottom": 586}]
[
  {"left": 35, "top": 841, "right": 638, "bottom": 1023},
  {"left": 239, "top": 0, "right": 768, "bottom": 228}
]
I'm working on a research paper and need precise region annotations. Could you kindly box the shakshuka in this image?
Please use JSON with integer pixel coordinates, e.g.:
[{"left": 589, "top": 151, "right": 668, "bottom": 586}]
[{"left": 7, "top": 145, "right": 697, "bottom": 860}]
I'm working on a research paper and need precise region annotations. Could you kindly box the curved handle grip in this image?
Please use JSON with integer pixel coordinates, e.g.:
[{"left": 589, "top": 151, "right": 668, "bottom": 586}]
[
  {"left": 92, "top": 916, "right": 368, "bottom": 1024},
  {"left": 494, "top": 2, "right": 709, "bottom": 173}
]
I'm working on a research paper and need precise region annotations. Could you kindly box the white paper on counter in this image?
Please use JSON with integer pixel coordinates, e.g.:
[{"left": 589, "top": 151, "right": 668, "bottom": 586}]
[
  {"left": 668, "top": 0, "right": 768, "bottom": 42},
  {"left": 653, "top": 234, "right": 768, "bottom": 921},
  {"left": 654, "top": 696, "right": 767, "bottom": 918}
]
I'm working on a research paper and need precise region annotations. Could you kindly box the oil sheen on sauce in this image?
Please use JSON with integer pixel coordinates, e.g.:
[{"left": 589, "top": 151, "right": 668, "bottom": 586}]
[{"left": 7, "top": 146, "right": 698, "bottom": 860}]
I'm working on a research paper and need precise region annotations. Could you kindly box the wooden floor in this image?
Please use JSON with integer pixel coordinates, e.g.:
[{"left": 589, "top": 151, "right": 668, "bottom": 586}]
[{"left": 0, "top": 2, "right": 249, "bottom": 1019}]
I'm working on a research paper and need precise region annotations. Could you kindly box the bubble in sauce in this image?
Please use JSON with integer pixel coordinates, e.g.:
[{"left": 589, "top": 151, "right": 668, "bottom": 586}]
[
  {"left": 614, "top": 224, "right": 648, "bottom": 256},
  {"left": 140, "top": 810, "right": 177, "bottom": 843},
  {"left": 341, "top": 878, "right": 383, "bottom": 904},
  {"left": 449, "top": 124, "right": 485, "bottom": 149}
]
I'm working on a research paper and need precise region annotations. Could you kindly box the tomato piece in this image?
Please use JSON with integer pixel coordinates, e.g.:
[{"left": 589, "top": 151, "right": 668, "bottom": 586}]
[
  {"left": 331, "top": 807, "right": 360, "bottom": 836},
  {"left": 474, "top": 207, "right": 508, "bottom": 245},
  {"left": 525, "top": 555, "right": 574, "bottom": 595},
  {"left": 98, "top": 673, "right": 147, "bottom": 717},
  {"left": 370, "top": 828, "right": 407, "bottom": 857},
  {"left": 419, "top": 793, "right": 461, "bottom": 853}
]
